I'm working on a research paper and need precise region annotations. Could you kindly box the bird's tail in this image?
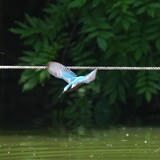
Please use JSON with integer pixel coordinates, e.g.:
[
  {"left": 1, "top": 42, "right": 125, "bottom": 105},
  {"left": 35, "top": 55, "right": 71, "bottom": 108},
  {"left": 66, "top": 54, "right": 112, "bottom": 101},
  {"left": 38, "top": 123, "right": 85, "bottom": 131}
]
[{"left": 85, "top": 69, "right": 97, "bottom": 83}]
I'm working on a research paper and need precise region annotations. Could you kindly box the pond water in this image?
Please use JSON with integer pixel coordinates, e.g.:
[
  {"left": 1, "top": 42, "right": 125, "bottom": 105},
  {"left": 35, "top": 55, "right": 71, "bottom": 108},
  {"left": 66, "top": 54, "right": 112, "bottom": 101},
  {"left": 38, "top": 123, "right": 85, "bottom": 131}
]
[{"left": 0, "top": 128, "right": 160, "bottom": 160}]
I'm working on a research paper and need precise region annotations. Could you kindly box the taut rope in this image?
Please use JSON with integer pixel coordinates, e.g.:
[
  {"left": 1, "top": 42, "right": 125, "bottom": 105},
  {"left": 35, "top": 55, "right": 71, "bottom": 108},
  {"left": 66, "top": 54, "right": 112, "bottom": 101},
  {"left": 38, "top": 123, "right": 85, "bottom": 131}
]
[{"left": 0, "top": 65, "right": 160, "bottom": 70}]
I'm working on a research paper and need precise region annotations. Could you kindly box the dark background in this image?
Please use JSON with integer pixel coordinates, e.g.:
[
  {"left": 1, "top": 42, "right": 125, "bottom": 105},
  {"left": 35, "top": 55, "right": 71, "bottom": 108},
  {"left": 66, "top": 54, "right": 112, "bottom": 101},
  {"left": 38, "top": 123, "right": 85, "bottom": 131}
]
[{"left": 0, "top": 0, "right": 50, "bottom": 129}]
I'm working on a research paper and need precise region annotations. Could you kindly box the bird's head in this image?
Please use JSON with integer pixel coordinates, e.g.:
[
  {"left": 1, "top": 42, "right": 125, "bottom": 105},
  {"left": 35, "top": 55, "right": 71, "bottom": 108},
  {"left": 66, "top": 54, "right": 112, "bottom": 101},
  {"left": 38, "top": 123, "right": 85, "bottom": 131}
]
[{"left": 59, "top": 85, "right": 70, "bottom": 98}]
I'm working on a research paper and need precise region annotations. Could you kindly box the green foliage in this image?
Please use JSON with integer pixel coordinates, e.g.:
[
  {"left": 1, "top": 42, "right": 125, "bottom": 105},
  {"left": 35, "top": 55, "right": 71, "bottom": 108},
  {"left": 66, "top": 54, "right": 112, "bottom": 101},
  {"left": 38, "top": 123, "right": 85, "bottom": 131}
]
[
  {"left": 10, "top": 0, "right": 160, "bottom": 128},
  {"left": 136, "top": 71, "right": 160, "bottom": 102},
  {"left": 64, "top": 95, "right": 92, "bottom": 128},
  {"left": 68, "top": 0, "right": 87, "bottom": 8}
]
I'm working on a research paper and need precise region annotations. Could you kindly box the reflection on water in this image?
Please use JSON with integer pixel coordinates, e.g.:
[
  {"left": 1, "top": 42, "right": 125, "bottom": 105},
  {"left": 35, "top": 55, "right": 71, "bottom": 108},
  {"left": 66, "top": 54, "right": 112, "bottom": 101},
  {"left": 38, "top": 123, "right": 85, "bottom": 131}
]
[{"left": 0, "top": 128, "right": 160, "bottom": 160}]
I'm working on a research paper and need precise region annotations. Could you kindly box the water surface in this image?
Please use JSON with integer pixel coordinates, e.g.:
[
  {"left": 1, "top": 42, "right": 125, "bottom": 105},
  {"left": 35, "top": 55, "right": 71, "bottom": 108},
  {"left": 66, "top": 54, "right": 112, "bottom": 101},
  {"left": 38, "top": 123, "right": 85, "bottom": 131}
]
[{"left": 0, "top": 128, "right": 160, "bottom": 160}]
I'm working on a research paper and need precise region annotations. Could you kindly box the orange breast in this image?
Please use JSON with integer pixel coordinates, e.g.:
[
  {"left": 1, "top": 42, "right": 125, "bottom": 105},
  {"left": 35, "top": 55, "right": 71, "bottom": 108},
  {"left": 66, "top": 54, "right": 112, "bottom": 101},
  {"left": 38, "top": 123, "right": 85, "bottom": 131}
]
[{"left": 69, "top": 83, "right": 85, "bottom": 92}]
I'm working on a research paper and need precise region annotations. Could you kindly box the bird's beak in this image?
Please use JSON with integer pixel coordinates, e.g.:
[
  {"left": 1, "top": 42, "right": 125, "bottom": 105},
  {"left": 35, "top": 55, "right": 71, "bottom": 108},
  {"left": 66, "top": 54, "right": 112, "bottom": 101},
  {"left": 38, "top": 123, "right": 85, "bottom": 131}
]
[{"left": 59, "top": 91, "right": 65, "bottom": 98}]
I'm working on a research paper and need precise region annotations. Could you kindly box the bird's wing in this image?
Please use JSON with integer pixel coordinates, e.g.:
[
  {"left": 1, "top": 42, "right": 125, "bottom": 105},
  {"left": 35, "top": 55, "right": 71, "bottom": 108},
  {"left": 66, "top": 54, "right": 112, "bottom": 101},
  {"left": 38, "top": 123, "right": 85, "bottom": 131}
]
[
  {"left": 84, "top": 69, "right": 97, "bottom": 83},
  {"left": 47, "top": 62, "right": 77, "bottom": 83}
]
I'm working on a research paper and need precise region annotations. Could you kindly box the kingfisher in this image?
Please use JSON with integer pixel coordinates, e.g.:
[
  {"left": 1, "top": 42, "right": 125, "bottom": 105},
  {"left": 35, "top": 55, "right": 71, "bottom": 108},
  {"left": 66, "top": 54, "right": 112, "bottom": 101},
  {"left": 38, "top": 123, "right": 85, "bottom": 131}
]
[{"left": 47, "top": 62, "right": 97, "bottom": 96}]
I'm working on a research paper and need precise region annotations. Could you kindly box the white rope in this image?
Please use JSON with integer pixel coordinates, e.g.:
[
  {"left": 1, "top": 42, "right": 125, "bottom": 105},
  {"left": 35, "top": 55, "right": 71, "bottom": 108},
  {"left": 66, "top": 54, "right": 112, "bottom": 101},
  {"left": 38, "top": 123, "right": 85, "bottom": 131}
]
[
  {"left": 1, "top": 65, "right": 160, "bottom": 70},
  {"left": 0, "top": 65, "right": 47, "bottom": 69},
  {"left": 68, "top": 66, "right": 160, "bottom": 70}
]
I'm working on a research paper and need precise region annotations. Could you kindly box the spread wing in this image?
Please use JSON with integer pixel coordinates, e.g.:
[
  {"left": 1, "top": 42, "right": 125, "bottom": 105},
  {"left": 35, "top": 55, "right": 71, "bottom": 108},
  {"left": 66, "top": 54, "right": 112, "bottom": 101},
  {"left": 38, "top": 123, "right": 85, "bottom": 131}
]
[
  {"left": 84, "top": 69, "right": 97, "bottom": 83},
  {"left": 47, "top": 62, "right": 77, "bottom": 83}
]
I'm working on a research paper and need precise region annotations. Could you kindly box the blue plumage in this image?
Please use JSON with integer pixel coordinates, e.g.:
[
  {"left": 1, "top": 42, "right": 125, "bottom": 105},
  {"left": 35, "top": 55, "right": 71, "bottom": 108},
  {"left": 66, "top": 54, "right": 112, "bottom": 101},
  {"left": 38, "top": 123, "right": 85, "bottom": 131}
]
[{"left": 47, "top": 62, "right": 97, "bottom": 96}]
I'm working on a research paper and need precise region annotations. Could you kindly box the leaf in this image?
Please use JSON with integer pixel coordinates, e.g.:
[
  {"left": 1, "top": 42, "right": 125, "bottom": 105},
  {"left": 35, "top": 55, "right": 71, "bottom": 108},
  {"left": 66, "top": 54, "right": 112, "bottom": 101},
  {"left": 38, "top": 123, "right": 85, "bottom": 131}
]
[
  {"left": 98, "top": 23, "right": 111, "bottom": 30},
  {"left": 137, "top": 6, "right": 146, "bottom": 15},
  {"left": 15, "top": 21, "right": 29, "bottom": 29},
  {"left": 136, "top": 78, "right": 147, "bottom": 88},
  {"left": 87, "top": 31, "right": 99, "bottom": 40},
  {"left": 25, "top": 14, "right": 37, "bottom": 28},
  {"left": 68, "top": 0, "right": 87, "bottom": 8},
  {"left": 149, "top": 81, "right": 160, "bottom": 90},
  {"left": 133, "top": 1, "right": 144, "bottom": 7},
  {"left": 137, "top": 87, "right": 147, "bottom": 94},
  {"left": 99, "top": 31, "right": 114, "bottom": 39},
  {"left": 33, "top": 40, "right": 42, "bottom": 52},
  {"left": 108, "top": 9, "right": 120, "bottom": 20},
  {"left": 39, "top": 70, "right": 49, "bottom": 83},
  {"left": 22, "top": 76, "right": 38, "bottom": 92},
  {"left": 122, "top": 20, "right": 130, "bottom": 31},
  {"left": 149, "top": 2, "right": 160, "bottom": 9},
  {"left": 147, "top": 8, "right": 155, "bottom": 17},
  {"left": 19, "top": 70, "right": 34, "bottom": 84},
  {"left": 9, "top": 28, "right": 24, "bottom": 35},
  {"left": 147, "top": 32, "right": 159, "bottom": 40},
  {"left": 91, "top": 0, "right": 100, "bottom": 8},
  {"left": 81, "top": 26, "right": 97, "bottom": 33},
  {"left": 145, "top": 91, "right": 152, "bottom": 102},
  {"left": 97, "top": 37, "right": 107, "bottom": 51}
]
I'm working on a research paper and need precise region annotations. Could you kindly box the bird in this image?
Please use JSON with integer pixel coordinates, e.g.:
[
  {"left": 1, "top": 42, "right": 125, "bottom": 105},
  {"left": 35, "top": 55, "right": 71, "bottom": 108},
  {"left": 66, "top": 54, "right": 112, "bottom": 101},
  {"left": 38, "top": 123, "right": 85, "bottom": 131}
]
[{"left": 47, "top": 62, "right": 97, "bottom": 97}]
